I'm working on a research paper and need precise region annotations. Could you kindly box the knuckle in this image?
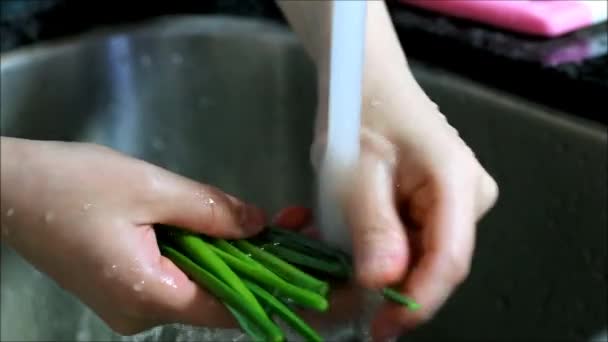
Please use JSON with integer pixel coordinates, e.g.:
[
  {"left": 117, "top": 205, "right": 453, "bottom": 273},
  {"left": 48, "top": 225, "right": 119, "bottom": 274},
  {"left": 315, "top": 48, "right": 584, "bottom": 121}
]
[{"left": 138, "top": 164, "right": 175, "bottom": 202}]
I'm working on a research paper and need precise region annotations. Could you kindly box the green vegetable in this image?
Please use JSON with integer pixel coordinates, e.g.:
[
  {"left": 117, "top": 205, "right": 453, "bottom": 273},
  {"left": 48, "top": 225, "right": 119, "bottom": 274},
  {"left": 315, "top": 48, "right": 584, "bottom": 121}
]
[
  {"left": 265, "top": 227, "right": 350, "bottom": 261},
  {"left": 213, "top": 238, "right": 257, "bottom": 264},
  {"left": 261, "top": 228, "right": 352, "bottom": 277},
  {"left": 261, "top": 243, "right": 350, "bottom": 278},
  {"left": 226, "top": 305, "right": 266, "bottom": 342},
  {"left": 157, "top": 222, "right": 421, "bottom": 341},
  {"left": 207, "top": 242, "right": 329, "bottom": 311},
  {"left": 167, "top": 230, "right": 267, "bottom": 318},
  {"left": 159, "top": 244, "right": 284, "bottom": 342},
  {"left": 244, "top": 279, "right": 323, "bottom": 342},
  {"left": 382, "top": 287, "right": 421, "bottom": 311},
  {"left": 234, "top": 240, "right": 330, "bottom": 296},
  {"left": 263, "top": 227, "right": 421, "bottom": 311}
]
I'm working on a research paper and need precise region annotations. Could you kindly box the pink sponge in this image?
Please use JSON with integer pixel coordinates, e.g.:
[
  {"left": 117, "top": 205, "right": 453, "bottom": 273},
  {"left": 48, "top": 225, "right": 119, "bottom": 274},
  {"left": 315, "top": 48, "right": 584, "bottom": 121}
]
[{"left": 399, "top": 0, "right": 607, "bottom": 37}]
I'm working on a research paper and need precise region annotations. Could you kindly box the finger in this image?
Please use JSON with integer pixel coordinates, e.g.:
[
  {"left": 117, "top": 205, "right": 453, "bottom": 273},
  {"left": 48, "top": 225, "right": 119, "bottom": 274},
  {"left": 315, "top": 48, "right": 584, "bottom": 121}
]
[
  {"left": 150, "top": 168, "right": 265, "bottom": 238},
  {"left": 272, "top": 206, "right": 313, "bottom": 230},
  {"left": 475, "top": 170, "right": 499, "bottom": 219},
  {"left": 149, "top": 256, "right": 237, "bottom": 329},
  {"left": 372, "top": 179, "right": 477, "bottom": 341},
  {"left": 300, "top": 225, "right": 321, "bottom": 239},
  {"left": 345, "top": 151, "right": 409, "bottom": 289}
]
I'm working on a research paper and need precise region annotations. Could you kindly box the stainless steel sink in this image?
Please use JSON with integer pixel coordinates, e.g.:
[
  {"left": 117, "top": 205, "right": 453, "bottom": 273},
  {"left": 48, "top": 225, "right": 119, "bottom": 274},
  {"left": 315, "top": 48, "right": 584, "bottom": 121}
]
[{"left": 1, "top": 16, "right": 606, "bottom": 342}]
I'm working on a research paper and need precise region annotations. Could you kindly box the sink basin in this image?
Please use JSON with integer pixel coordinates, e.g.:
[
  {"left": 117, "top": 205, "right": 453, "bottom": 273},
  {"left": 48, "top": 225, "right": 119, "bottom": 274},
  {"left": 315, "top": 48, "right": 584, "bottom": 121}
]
[{"left": 1, "top": 16, "right": 606, "bottom": 342}]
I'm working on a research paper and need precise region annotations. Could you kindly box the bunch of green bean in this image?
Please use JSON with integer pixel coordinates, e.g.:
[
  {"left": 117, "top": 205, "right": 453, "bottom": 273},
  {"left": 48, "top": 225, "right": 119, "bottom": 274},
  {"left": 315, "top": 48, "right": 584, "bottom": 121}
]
[{"left": 156, "top": 225, "right": 420, "bottom": 342}]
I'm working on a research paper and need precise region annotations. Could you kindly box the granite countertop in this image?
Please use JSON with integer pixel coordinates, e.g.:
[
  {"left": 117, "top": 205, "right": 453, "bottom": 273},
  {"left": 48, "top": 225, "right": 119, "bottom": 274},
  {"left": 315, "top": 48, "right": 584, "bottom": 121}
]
[{"left": 1, "top": 0, "right": 606, "bottom": 125}]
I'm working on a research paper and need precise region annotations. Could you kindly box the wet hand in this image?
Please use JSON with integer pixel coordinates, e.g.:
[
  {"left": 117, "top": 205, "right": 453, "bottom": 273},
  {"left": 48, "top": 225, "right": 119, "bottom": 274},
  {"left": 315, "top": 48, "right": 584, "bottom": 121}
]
[
  {"left": 0, "top": 138, "right": 266, "bottom": 335},
  {"left": 311, "top": 84, "right": 499, "bottom": 341}
]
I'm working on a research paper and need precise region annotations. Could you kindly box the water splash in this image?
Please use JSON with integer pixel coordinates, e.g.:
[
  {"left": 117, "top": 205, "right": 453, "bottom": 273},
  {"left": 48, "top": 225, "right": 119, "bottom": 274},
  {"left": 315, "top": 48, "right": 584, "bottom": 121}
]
[
  {"left": 6, "top": 208, "right": 14, "bottom": 217},
  {"left": 75, "top": 308, "right": 94, "bottom": 341}
]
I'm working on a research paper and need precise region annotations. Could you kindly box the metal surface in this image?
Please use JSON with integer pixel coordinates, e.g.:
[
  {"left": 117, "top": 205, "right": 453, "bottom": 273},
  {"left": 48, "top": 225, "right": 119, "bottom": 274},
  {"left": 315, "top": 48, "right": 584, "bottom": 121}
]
[{"left": 1, "top": 15, "right": 606, "bottom": 342}]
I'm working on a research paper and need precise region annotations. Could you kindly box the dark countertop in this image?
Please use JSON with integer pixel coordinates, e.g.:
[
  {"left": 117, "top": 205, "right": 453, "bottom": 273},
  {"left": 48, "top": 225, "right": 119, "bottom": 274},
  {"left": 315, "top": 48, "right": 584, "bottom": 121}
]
[
  {"left": 387, "top": 3, "right": 608, "bottom": 126},
  {"left": 1, "top": 0, "right": 606, "bottom": 125}
]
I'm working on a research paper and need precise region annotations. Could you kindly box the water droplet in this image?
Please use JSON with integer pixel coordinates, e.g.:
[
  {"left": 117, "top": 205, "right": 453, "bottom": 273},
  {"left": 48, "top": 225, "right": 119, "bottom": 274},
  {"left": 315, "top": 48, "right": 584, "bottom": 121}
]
[
  {"left": 272, "top": 242, "right": 281, "bottom": 246},
  {"left": 246, "top": 253, "right": 252, "bottom": 257},
  {"left": 6, "top": 208, "right": 14, "bottom": 217},
  {"left": 160, "top": 275, "right": 178, "bottom": 289},
  {"left": 133, "top": 280, "right": 145, "bottom": 292},
  {"left": 171, "top": 53, "right": 183, "bottom": 65},
  {"left": 206, "top": 198, "right": 215, "bottom": 205},
  {"left": 82, "top": 203, "right": 92, "bottom": 211},
  {"left": 232, "top": 334, "right": 246, "bottom": 342},
  {"left": 44, "top": 211, "right": 55, "bottom": 223},
  {"left": 103, "top": 264, "right": 119, "bottom": 278}
]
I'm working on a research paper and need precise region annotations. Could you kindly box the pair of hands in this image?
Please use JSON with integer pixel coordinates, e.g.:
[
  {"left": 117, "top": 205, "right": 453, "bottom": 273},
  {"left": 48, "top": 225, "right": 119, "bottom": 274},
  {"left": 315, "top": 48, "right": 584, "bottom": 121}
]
[{"left": 1, "top": 83, "right": 497, "bottom": 342}]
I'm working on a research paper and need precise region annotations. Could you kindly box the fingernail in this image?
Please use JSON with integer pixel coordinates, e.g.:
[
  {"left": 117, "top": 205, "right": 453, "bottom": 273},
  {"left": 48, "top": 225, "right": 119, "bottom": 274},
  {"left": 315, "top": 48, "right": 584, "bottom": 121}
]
[
  {"left": 239, "top": 205, "right": 266, "bottom": 230},
  {"left": 359, "top": 252, "right": 404, "bottom": 288}
]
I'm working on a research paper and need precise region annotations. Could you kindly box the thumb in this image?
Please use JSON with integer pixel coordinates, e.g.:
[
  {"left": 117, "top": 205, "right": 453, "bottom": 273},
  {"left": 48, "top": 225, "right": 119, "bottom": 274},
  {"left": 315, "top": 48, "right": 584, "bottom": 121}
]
[{"left": 149, "top": 168, "right": 266, "bottom": 238}]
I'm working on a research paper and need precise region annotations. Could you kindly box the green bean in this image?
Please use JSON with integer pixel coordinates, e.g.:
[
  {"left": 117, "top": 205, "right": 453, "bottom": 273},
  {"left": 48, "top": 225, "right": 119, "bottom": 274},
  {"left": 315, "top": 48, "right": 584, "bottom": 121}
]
[
  {"left": 382, "top": 287, "right": 421, "bottom": 311},
  {"left": 206, "top": 243, "right": 329, "bottom": 312},
  {"left": 244, "top": 279, "right": 323, "bottom": 342},
  {"left": 167, "top": 230, "right": 267, "bottom": 318},
  {"left": 261, "top": 244, "right": 350, "bottom": 278},
  {"left": 159, "top": 244, "right": 284, "bottom": 342},
  {"left": 263, "top": 228, "right": 352, "bottom": 276},
  {"left": 213, "top": 238, "right": 257, "bottom": 264},
  {"left": 226, "top": 305, "right": 266, "bottom": 342},
  {"left": 266, "top": 227, "right": 420, "bottom": 311},
  {"left": 234, "top": 240, "right": 330, "bottom": 296},
  {"left": 266, "top": 227, "right": 350, "bottom": 261}
]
